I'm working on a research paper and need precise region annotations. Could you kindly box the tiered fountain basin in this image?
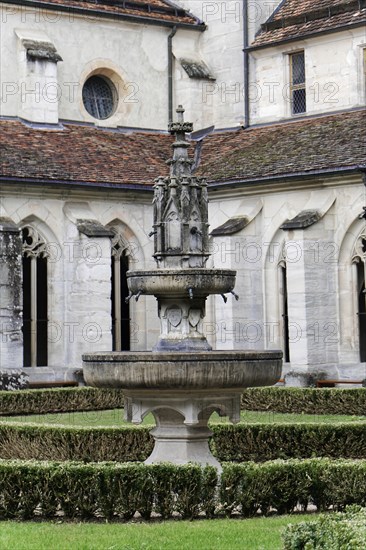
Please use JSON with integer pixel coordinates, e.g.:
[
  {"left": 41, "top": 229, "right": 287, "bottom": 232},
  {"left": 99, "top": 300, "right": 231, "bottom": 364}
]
[
  {"left": 126, "top": 269, "right": 236, "bottom": 297},
  {"left": 83, "top": 350, "right": 282, "bottom": 391},
  {"left": 83, "top": 351, "right": 282, "bottom": 468}
]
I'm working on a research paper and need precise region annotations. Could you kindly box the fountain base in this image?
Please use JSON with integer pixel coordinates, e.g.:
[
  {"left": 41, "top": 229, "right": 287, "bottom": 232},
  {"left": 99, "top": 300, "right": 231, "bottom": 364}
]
[{"left": 124, "top": 391, "right": 241, "bottom": 469}]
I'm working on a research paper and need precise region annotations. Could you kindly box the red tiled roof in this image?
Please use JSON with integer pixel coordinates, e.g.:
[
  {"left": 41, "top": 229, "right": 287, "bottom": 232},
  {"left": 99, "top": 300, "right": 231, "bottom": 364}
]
[
  {"left": 0, "top": 110, "right": 365, "bottom": 188},
  {"left": 0, "top": 121, "right": 173, "bottom": 187},
  {"left": 196, "top": 109, "right": 366, "bottom": 184},
  {"left": 2, "top": 0, "right": 202, "bottom": 27},
  {"left": 252, "top": 0, "right": 366, "bottom": 47}
]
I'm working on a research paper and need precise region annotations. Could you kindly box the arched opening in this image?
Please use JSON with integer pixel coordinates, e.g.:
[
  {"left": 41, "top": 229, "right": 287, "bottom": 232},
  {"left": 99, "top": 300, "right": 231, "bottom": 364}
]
[
  {"left": 111, "top": 232, "right": 130, "bottom": 351},
  {"left": 279, "top": 261, "right": 290, "bottom": 363},
  {"left": 357, "top": 258, "right": 366, "bottom": 362},
  {"left": 353, "top": 234, "right": 366, "bottom": 362},
  {"left": 22, "top": 227, "right": 48, "bottom": 367}
]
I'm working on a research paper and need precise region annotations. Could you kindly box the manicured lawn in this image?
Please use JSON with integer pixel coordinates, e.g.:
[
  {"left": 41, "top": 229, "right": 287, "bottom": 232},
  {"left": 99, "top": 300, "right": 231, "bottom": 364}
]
[
  {"left": 1, "top": 409, "right": 365, "bottom": 427},
  {"left": 0, "top": 514, "right": 315, "bottom": 550}
]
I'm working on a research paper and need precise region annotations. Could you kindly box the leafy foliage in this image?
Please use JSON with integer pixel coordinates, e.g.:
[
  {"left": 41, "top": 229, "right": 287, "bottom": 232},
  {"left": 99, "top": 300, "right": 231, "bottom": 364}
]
[
  {"left": 2, "top": 458, "right": 366, "bottom": 520},
  {"left": 282, "top": 506, "right": 366, "bottom": 549},
  {"left": 3, "top": 421, "right": 366, "bottom": 462},
  {"left": 0, "top": 387, "right": 124, "bottom": 416},
  {"left": 241, "top": 387, "right": 366, "bottom": 415}
]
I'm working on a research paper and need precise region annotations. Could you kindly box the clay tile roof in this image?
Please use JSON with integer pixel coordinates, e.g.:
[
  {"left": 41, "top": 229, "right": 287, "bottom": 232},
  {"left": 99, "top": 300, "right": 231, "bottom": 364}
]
[
  {"left": 0, "top": 121, "right": 174, "bottom": 187},
  {"left": 3, "top": 0, "right": 202, "bottom": 27},
  {"left": 0, "top": 110, "right": 365, "bottom": 188},
  {"left": 252, "top": 0, "right": 366, "bottom": 48},
  {"left": 196, "top": 109, "right": 366, "bottom": 184}
]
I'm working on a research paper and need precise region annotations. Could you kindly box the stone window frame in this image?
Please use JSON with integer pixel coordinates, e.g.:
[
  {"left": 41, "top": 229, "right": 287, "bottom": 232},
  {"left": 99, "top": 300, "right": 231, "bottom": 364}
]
[
  {"left": 82, "top": 75, "right": 118, "bottom": 120},
  {"left": 110, "top": 229, "right": 134, "bottom": 352},
  {"left": 361, "top": 46, "right": 366, "bottom": 104},
  {"left": 22, "top": 226, "right": 49, "bottom": 367},
  {"left": 352, "top": 231, "right": 366, "bottom": 362},
  {"left": 289, "top": 50, "right": 306, "bottom": 116},
  {"left": 278, "top": 243, "right": 290, "bottom": 363},
  {"left": 79, "top": 65, "right": 126, "bottom": 126}
]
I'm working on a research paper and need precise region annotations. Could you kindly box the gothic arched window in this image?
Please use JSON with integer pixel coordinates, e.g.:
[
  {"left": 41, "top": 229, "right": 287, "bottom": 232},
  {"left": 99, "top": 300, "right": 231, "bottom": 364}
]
[
  {"left": 353, "top": 233, "right": 366, "bottom": 362},
  {"left": 111, "top": 231, "right": 130, "bottom": 351},
  {"left": 22, "top": 226, "right": 48, "bottom": 367},
  {"left": 278, "top": 245, "right": 290, "bottom": 363}
]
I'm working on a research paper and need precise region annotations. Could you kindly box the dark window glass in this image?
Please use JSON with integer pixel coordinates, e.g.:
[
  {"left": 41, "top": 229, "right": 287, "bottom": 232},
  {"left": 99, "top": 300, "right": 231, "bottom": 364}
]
[
  {"left": 290, "top": 51, "right": 306, "bottom": 115},
  {"left": 82, "top": 76, "right": 117, "bottom": 120},
  {"left": 291, "top": 52, "right": 305, "bottom": 85},
  {"left": 293, "top": 88, "right": 306, "bottom": 115}
]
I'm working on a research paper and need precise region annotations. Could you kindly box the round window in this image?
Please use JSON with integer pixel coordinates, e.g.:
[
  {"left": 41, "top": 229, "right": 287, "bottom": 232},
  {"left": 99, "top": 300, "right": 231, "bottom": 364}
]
[{"left": 82, "top": 75, "right": 117, "bottom": 120}]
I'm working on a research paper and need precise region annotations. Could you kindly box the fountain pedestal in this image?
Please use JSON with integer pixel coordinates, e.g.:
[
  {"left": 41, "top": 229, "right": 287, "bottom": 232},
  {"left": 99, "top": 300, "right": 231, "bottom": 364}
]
[{"left": 83, "top": 106, "right": 282, "bottom": 468}]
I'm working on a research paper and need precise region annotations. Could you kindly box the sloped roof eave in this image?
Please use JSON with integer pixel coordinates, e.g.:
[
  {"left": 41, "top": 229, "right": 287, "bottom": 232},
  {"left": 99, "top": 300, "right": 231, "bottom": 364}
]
[
  {"left": 249, "top": 19, "right": 366, "bottom": 51},
  {"left": 1, "top": 0, "right": 206, "bottom": 29},
  {"left": 208, "top": 165, "right": 366, "bottom": 189}
]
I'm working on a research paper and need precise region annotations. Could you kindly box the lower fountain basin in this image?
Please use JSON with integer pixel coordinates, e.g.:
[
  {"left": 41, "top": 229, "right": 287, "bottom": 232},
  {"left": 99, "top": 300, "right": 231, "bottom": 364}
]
[
  {"left": 82, "top": 350, "right": 282, "bottom": 390},
  {"left": 127, "top": 269, "right": 236, "bottom": 297}
]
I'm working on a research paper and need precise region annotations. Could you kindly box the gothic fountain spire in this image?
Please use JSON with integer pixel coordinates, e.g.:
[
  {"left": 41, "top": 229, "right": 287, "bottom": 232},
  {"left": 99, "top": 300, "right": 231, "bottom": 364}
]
[
  {"left": 153, "top": 105, "right": 209, "bottom": 270},
  {"left": 168, "top": 105, "right": 194, "bottom": 178}
]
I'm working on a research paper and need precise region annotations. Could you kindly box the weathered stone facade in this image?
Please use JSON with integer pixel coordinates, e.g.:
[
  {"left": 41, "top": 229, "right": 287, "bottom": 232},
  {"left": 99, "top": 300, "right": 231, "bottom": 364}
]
[{"left": 0, "top": 0, "right": 365, "bottom": 385}]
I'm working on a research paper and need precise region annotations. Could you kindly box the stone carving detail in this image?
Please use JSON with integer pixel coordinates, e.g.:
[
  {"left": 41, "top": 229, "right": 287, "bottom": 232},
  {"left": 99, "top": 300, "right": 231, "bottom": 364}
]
[
  {"left": 188, "top": 309, "right": 201, "bottom": 331},
  {"left": 22, "top": 227, "right": 49, "bottom": 258},
  {"left": 167, "top": 306, "right": 183, "bottom": 329},
  {"left": 111, "top": 230, "right": 130, "bottom": 259},
  {"left": 152, "top": 106, "right": 209, "bottom": 269},
  {"left": 353, "top": 232, "right": 366, "bottom": 263}
]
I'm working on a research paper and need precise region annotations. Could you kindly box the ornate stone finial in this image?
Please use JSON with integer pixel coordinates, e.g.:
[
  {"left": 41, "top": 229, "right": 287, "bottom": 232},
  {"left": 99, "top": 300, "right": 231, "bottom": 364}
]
[
  {"left": 168, "top": 105, "right": 193, "bottom": 138},
  {"left": 176, "top": 104, "right": 184, "bottom": 123}
]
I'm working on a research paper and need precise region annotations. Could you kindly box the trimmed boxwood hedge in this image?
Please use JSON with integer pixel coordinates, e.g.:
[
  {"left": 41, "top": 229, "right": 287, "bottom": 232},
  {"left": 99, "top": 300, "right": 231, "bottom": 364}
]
[
  {"left": 0, "top": 423, "right": 153, "bottom": 461},
  {"left": 0, "top": 387, "right": 124, "bottom": 416},
  {"left": 2, "top": 421, "right": 366, "bottom": 462},
  {"left": 241, "top": 387, "right": 366, "bottom": 415},
  {"left": 2, "top": 386, "right": 366, "bottom": 417},
  {"left": 1, "top": 458, "right": 366, "bottom": 520}
]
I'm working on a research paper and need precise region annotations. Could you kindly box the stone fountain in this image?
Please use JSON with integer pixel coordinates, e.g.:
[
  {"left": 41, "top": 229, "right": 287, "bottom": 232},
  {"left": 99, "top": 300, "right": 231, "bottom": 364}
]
[{"left": 83, "top": 107, "right": 282, "bottom": 469}]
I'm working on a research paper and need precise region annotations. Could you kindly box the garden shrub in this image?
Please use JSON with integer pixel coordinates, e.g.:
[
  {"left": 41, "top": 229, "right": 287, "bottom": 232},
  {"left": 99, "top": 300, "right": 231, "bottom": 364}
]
[
  {"left": 241, "top": 387, "right": 366, "bottom": 415},
  {"left": 0, "top": 423, "right": 153, "bottom": 461},
  {"left": 0, "top": 387, "right": 124, "bottom": 416},
  {"left": 212, "top": 423, "right": 366, "bottom": 462},
  {"left": 282, "top": 506, "right": 366, "bottom": 549},
  {"left": 1, "top": 458, "right": 366, "bottom": 520},
  {"left": 0, "top": 460, "right": 217, "bottom": 520},
  {"left": 2, "top": 421, "right": 366, "bottom": 462},
  {"left": 2, "top": 385, "right": 365, "bottom": 417}
]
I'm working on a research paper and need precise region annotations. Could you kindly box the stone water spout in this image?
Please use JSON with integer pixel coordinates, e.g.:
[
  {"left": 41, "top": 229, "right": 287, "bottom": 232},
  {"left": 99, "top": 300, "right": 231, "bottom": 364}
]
[{"left": 83, "top": 107, "right": 282, "bottom": 469}]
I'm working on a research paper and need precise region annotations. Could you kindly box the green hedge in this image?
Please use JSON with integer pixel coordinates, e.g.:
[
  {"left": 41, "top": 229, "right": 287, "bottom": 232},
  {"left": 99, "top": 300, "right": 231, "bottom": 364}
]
[
  {"left": 0, "top": 423, "right": 153, "bottom": 461},
  {"left": 2, "top": 422, "right": 366, "bottom": 462},
  {"left": 212, "top": 423, "right": 366, "bottom": 461},
  {"left": 282, "top": 506, "right": 366, "bottom": 549},
  {"left": 241, "top": 387, "right": 366, "bottom": 415},
  {"left": 0, "top": 387, "right": 124, "bottom": 416},
  {"left": 2, "top": 386, "right": 366, "bottom": 417},
  {"left": 2, "top": 458, "right": 366, "bottom": 520}
]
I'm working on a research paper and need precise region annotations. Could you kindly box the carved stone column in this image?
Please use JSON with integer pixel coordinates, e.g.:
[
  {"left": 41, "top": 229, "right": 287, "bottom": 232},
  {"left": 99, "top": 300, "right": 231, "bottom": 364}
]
[{"left": 0, "top": 218, "right": 26, "bottom": 388}]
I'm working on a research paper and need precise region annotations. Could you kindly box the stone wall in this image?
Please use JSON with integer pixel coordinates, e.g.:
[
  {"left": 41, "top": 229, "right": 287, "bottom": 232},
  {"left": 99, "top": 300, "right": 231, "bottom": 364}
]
[{"left": 250, "top": 27, "right": 366, "bottom": 124}]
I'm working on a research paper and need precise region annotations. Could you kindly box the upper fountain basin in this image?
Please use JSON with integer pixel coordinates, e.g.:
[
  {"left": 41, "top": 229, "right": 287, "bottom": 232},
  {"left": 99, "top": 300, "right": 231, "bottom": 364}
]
[{"left": 127, "top": 269, "right": 236, "bottom": 297}]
